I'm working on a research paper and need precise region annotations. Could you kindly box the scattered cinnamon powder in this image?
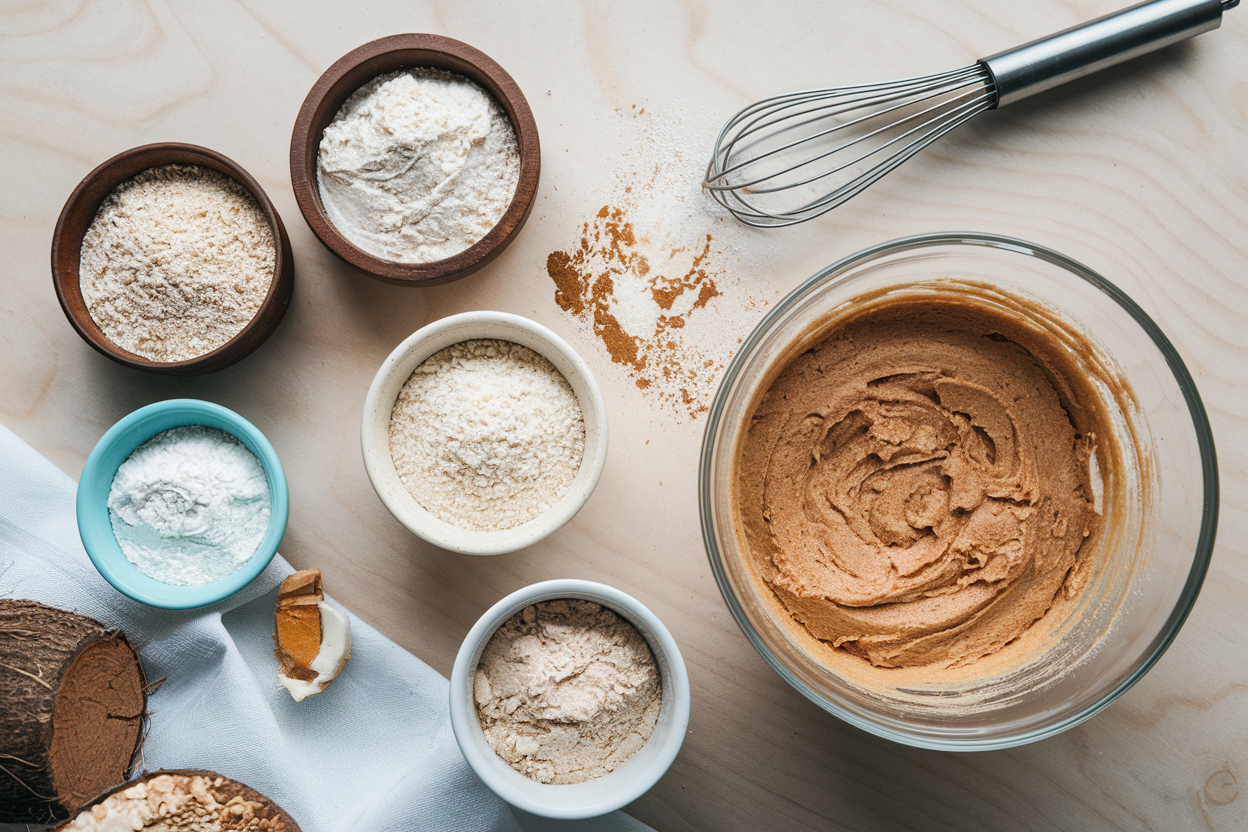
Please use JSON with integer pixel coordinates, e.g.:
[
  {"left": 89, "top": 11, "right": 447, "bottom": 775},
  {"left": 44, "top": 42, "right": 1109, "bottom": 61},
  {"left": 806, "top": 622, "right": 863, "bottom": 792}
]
[
  {"left": 547, "top": 206, "right": 725, "bottom": 418},
  {"left": 547, "top": 104, "right": 775, "bottom": 420}
]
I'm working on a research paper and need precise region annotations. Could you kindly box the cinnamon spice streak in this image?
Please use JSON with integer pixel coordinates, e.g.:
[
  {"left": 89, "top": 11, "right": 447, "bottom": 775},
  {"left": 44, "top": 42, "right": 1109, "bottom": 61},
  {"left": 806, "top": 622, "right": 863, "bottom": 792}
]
[{"left": 547, "top": 205, "right": 723, "bottom": 417}]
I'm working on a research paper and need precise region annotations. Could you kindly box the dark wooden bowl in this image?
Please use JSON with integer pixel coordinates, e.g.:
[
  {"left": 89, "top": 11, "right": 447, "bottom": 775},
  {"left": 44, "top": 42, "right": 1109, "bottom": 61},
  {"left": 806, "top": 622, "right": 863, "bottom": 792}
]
[
  {"left": 51, "top": 143, "right": 295, "bottom": 376},
  {"left": 289, "top": 34, "right": 541, "bottom": 286}
]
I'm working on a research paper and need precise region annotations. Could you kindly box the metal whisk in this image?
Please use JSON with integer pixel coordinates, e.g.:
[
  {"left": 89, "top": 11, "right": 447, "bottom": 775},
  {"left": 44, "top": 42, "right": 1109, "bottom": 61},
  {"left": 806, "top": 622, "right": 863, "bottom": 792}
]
[{"left": 705, "top": 0, "right": 1239, "bottom": 227}]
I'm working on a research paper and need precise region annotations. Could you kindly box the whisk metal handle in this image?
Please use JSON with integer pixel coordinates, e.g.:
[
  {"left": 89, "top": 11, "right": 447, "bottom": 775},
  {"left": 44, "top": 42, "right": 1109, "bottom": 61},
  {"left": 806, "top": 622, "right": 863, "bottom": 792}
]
[{"left": 982, "top": 0, "right": 1235, "bottom": 108}]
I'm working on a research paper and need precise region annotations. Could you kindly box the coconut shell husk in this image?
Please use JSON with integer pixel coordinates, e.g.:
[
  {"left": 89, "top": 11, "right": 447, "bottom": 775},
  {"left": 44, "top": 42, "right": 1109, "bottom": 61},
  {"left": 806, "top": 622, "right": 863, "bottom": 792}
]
[{"left": 0, "top": 598, "right": 147, "bottom": 823}]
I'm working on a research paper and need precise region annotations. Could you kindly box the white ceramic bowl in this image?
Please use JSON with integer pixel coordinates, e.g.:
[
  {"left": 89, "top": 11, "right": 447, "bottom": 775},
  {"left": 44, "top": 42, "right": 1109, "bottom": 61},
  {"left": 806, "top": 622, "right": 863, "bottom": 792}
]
[
  {"left": 449, "top": 579, "right": 690, "bottom": 819},
  {"left": 361, "top": 311, "right": 608, "bottom": 555}
]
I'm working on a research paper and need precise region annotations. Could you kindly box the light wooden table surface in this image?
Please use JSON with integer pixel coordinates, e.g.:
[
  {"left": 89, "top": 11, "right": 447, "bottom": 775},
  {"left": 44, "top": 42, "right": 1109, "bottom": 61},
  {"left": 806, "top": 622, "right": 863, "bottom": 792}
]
[{"left": 2, "top": 2, "right": 1246, "bottom": 830}]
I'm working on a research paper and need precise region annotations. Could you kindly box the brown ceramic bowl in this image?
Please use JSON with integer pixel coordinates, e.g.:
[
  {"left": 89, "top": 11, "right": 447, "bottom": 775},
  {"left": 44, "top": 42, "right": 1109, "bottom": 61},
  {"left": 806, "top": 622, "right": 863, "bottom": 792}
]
[
  {"left": 289, "top": 34, "right": 540, "bottom": 286},
  {"left": 51, "top": 143, "right": 295, "bottom": 376}
]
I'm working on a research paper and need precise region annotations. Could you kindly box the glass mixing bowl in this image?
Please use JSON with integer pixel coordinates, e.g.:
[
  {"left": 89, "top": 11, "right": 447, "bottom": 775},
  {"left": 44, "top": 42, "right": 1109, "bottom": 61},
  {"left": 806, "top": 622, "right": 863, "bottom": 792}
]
[{"left": 699, "top": 233, "right": 1217, "bottom": 751}]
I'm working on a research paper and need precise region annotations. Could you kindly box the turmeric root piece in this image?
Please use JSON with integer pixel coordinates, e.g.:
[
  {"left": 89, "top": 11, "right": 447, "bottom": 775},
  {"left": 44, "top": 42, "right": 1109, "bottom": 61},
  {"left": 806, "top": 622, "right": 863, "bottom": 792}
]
[{"left": 274, "top": 570, "right": 323, "bottom": 682}]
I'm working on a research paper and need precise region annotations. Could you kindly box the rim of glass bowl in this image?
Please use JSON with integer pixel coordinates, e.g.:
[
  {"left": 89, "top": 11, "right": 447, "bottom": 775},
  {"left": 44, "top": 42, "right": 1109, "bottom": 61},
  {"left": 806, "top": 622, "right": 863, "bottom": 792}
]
[{"left": 698, "top": 231, "right": 1219, "bottom": 751}]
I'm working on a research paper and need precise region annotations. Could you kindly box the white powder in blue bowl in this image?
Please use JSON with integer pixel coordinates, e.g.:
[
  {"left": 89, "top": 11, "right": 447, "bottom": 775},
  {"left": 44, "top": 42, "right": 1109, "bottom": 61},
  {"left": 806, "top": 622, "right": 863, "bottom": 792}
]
[{"left": 107, "top": 425, "right": 271, "bottom": 586}]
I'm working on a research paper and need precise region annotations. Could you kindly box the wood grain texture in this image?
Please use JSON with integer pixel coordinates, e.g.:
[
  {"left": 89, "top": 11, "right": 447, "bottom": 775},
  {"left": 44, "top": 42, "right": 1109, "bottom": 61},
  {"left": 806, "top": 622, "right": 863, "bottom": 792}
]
[{"left": 1, "top": 1, "right": 1246, "bottom": 830}]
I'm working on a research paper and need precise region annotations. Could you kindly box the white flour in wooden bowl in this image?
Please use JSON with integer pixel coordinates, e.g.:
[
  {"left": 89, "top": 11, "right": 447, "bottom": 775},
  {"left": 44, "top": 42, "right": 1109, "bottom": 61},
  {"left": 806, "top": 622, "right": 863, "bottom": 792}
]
[
  {"left": 79, "top": 164, "right": 275, "bottom": 362},
  {"left": 388, "top": 339, "right": 584, "bottom": 532},
  {"left": 317, "top": 68, "right": 520, "bottom": 263}
]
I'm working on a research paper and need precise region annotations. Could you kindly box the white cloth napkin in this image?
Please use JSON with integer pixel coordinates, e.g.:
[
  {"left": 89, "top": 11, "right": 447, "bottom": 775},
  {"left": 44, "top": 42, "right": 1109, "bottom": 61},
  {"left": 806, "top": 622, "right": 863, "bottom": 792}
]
[{"left": 0, "top": 422, "right": 654, "bottom": 832}]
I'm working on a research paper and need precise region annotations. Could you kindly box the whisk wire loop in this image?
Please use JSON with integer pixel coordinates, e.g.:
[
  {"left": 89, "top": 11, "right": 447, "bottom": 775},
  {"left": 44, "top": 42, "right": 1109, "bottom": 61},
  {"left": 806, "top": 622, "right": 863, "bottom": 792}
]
[
  {"left": 721, "top": 89, "right": 995, "bottom": 225},
  {"left": 705, "top": 65, "right": 995, "bottom": 227},
  {"left": 711, "top": 76, "right": 985, "bottom": 190},
  {"left": 740, "top": 83, "right": 998, "bottom": 197}
]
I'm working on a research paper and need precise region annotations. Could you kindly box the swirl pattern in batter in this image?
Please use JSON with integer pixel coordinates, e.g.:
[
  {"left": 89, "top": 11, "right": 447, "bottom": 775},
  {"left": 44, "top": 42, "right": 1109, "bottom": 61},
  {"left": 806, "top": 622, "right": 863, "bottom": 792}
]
[{"left": 736, "top": 295, "right": 1108, "bottom": 669}]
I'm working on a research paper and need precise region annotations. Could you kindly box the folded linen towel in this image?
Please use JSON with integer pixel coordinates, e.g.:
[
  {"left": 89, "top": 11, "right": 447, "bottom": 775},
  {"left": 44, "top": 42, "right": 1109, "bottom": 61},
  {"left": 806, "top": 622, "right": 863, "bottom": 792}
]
[{"left": 0, "top": 421, "right": 653, "bottom": 832}]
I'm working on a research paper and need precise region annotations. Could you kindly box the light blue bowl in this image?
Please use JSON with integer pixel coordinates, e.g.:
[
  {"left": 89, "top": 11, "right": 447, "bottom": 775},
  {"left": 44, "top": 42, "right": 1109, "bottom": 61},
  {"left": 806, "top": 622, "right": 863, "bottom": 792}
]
[{"left": 77, "top": 399, "right": 289, "bottom": 609}]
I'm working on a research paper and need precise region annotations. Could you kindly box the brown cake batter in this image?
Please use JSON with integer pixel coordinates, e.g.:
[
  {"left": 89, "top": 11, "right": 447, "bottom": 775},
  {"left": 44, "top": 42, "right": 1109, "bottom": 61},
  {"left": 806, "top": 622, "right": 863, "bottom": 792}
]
[{"left": 736, "top": 290, "right": 1115, "bottom": 670}]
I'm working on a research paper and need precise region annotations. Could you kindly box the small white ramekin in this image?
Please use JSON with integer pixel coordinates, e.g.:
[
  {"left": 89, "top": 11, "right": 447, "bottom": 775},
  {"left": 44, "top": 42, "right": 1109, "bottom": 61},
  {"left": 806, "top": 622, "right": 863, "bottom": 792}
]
[
  {"left": 361, "top": 311, "right": 608, "bottom": 555},
  {"left": 449, "top": 580, "right": 690, "bottom": 819}
]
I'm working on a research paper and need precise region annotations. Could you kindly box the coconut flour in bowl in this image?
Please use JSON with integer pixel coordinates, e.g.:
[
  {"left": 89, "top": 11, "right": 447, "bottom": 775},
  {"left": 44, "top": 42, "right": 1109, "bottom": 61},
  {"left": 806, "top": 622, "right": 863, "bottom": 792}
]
[
  {"left": 388, "top": 338, "right": 585, "bottom": 532},
  {"left": 317, "top": 68, "right": 520, "bottom": 263},
  {"left": 79, "top": 164, "right": 276, "bottom": 362}
]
